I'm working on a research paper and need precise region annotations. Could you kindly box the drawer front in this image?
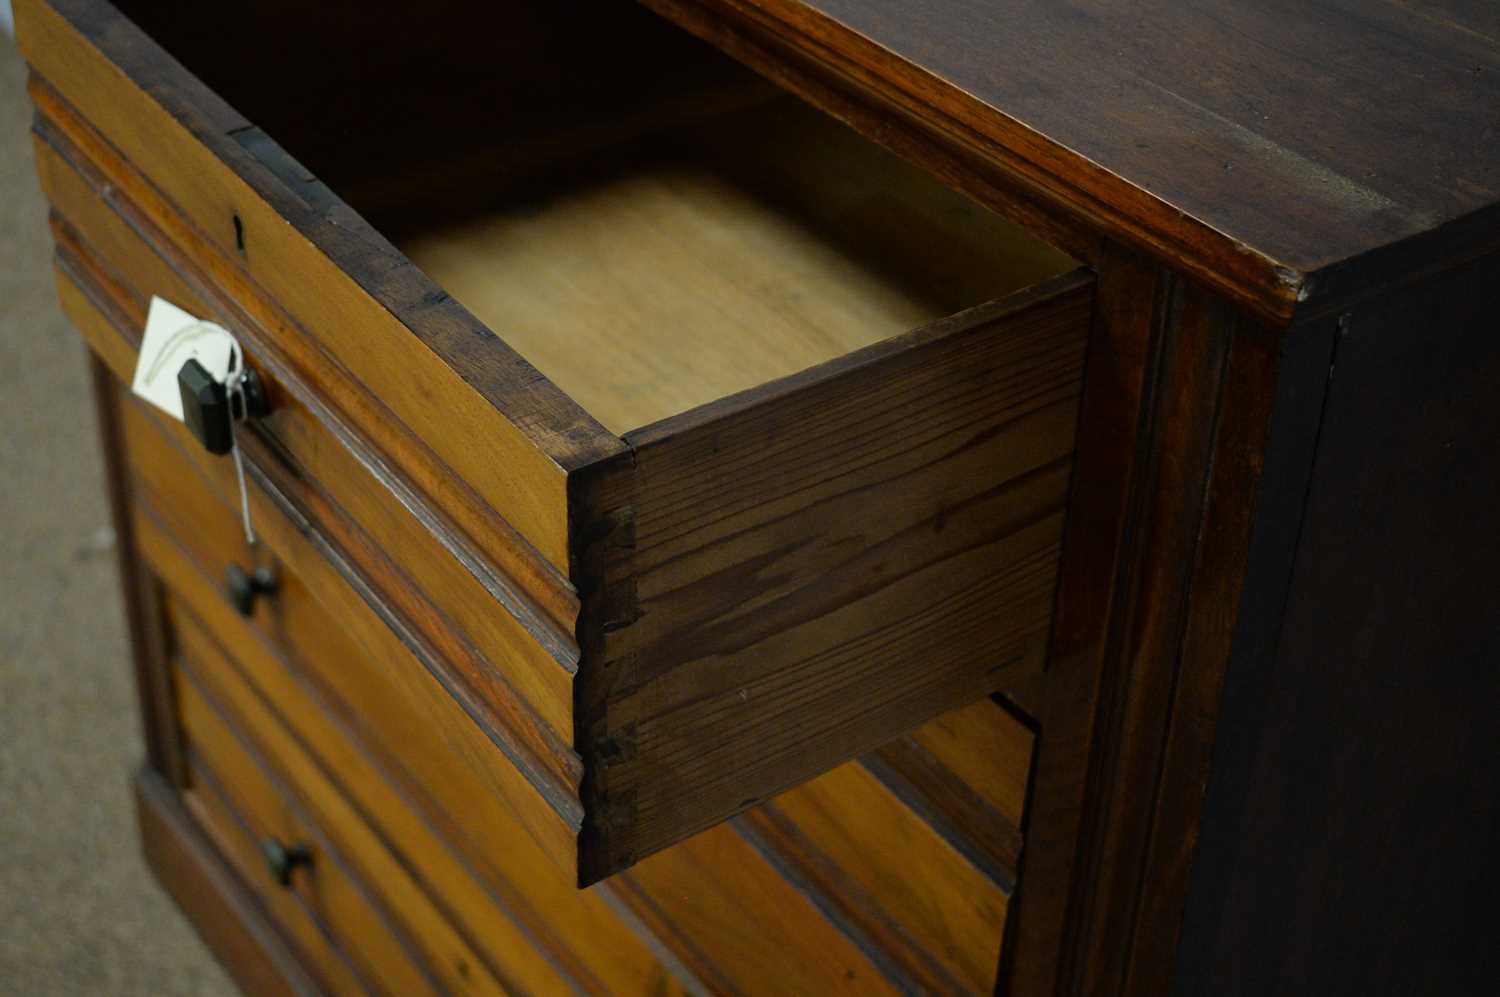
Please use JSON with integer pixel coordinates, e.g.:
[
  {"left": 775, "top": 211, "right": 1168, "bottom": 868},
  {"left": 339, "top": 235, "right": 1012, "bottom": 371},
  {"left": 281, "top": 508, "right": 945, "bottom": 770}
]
[
  {"left": 129, "top": 405, "right": 1028, "bottom": 993},
  {"left": 120, "top": 368, "right": 1032, "bottom": 993},
  {"left": 18, "top": 0, "right": 619, "bottom": 577},
  {"left": 111, "top": 384, "right": 584, "bottom": 875},
  {"left": 115, "top": 387, "right": 682, "bottom": 992},
  {"left": 176, "top": 660, "right": 437, "bottom": 997},
  {"left": 34, "top": 107, "right": 581, "bottom": 787},
  {"left": 173, "top": 608, "right": 567, "bottom": 997}
]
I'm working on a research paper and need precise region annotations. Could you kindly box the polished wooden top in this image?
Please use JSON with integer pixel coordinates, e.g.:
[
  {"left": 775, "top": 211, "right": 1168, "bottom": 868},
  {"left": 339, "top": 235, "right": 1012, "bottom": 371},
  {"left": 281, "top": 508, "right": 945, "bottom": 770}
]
[{"left": 710, "top": 0, "right": 1500, "bottom": 321}]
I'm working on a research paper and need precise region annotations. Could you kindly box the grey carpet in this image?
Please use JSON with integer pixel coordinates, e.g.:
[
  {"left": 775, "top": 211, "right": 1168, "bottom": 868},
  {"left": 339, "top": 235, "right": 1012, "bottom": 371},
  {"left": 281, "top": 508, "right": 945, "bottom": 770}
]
[{"left": 0, "top": 32, "right": 235, "bottom": 996}]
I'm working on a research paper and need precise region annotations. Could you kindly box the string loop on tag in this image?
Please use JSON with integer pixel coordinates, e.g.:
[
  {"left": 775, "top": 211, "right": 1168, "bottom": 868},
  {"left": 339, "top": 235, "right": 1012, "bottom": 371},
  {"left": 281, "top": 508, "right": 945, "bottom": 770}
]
[{"left": 223, "top": 341, "right": 257, "bottom": 546}]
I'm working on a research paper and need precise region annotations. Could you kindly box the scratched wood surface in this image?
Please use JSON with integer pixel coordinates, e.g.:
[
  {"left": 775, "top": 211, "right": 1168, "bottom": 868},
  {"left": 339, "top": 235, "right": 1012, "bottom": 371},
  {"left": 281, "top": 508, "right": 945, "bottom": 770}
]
[{"left": 643, "top": 0, "right": 1500, "bottom": 322}]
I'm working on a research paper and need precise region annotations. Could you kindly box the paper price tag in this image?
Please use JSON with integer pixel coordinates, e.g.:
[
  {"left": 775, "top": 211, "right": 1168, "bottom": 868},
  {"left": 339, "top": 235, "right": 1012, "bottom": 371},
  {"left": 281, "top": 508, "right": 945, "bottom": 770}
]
[{"left": 131, "top": 296, "right": 238, "bottom": 421}]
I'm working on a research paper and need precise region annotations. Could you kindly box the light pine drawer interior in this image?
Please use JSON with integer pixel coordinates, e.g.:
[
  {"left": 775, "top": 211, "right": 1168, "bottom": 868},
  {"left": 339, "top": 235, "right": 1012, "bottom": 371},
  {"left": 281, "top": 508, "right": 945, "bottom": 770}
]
[
  {"left": 392, "top": 96, "right": 1076, "bottom": 434},
  {"left": 22, "top": 0, "right": 1089, "bottom": 883}
]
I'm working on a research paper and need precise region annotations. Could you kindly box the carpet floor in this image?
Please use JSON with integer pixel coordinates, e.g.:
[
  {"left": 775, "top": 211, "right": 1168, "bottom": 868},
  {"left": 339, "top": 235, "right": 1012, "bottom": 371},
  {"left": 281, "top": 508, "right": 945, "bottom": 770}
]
[{"left": 0, "top": 32, "right": 235, "bottom": 996}]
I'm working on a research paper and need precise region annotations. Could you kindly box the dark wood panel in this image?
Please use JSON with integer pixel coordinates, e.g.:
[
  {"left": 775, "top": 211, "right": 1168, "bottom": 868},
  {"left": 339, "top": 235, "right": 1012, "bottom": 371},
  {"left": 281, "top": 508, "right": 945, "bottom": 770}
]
[
  {"left": 998, "top": 246, "right": 1295, "bottom": 994},
  {"left": 1176, "top": 247, "right": 1500, "bottom": 995},
  {"left": 648, "top": 0, "right": 1500, "bottom": 322},
  {"left": 574, "top": 272, "right": 1092, "bottom": 882},
  {"left": 92, "top": 360, "right": 184, "bottom": 784},
  {"left": 1120, "top": 312, "right": 1340, "bottom": 995}
]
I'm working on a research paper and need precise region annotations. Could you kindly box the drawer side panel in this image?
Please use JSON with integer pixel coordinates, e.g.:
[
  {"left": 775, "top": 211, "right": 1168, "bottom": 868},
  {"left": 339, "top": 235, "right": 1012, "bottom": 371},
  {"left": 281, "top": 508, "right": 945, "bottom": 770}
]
[{"left": 577, "top": 270, "right": 1092, "bottom": 880}]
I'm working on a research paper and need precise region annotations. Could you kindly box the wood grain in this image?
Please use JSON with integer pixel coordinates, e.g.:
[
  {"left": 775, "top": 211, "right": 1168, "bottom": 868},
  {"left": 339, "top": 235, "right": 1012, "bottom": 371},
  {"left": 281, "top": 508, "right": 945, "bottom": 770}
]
[
  {"left": 90, "top": 361, "right": 186, "bottom": 785},
  {"left": 993, "top": 246, "right": 1298, "bottom": 995},
  {"left": 178, "top": 675, "right": 438, "bottom": 997},
  {"left": 60, "top": 254, "right": 585, "bottom": 842},
  {"left": 119, "top": 393, "right": 585, "bottom": 871},
  {"left": 743, "top": 753, "right": 1014, "bottom": 993},
  {"left": 24, "top": 0, "right": 1100, "bottom": 894},
  {"left": 403, "top": 97, "right": 1072, "bottom": 433},
  {"left": 155, "top": 473, "right": 1029, "bottom": 995},
  {"left": 32, "top": 24, "right": 1081, "bottom": 895},
  {"left": 141, "top": 501, "right": 686, "bottom": 994},
  {"left": 905, "top": 696, "right": 1032, "bottom": 830},
  {"left": 175, "top": 611, "right": 553, "bottom": 997},
  {"left": 617, "top": 824, "right": 900, "bottom": 995},
  {"left": 120, "top": 376, "right": 582, "bottom": 839},
  {"left": 33, "top": 124, "right": 581, "bottom": 730},
  {"left": 1176, "top": 247, "right": 1500, "bottom": 996},
  {"left": 17, "top": 0, "right": 623, "bottom": 571},
  {"left": 863, "top": 734, "right": 1023, "bottom": 886},
  {"left": 576, "top": 272, "right": 1091, "bottom": 881},
  {"left": 135, "top": 769, "right": 324, "bottom": 997},
  {"left": 151, "top": 463, "right": 1038, "bottom": 994},
  {"left": 122, "top": 406, "right": 699, "bottom": 993},
  {"left": 642, "top": 0, "right": 1500, "bottom": 323},
  {"left": 160, "top": 545, "right": 686, "bottom": 992},
  {"left": 28, "top": 79, "right": 583, "bottom": 634}
]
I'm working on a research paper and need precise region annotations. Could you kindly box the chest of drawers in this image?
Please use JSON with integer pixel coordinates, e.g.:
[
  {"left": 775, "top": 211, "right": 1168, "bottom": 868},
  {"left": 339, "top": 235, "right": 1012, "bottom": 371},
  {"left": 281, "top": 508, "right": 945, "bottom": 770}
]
[{"left": 17, "top": 0, "right": 1500, "bottom": 993}]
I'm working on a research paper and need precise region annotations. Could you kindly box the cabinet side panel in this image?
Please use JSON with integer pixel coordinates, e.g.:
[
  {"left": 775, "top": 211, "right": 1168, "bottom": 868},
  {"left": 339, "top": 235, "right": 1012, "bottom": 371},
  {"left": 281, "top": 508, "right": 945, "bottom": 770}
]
[{"left": 1177, "top": 250, "right": 1500, "bottom": 995}]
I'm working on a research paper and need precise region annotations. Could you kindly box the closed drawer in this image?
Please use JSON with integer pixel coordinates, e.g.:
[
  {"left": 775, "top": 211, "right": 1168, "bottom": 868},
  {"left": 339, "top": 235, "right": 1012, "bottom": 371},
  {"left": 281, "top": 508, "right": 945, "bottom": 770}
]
[
  {"left": 174, "top": 608, "right": 576, "bottom": 997},
  {"left": 22, "top": 0, "right": 1090, "bottom": 881},
  {"left": 115, "top": 381, "right": 584, "bottom": 879},
  {"left": 119, "top": 388, "right": 683, "bottom": 992},
  {"left": 124, "top": 380, "right": 1035, "bottom": 992},
  {"left": 621, "top": 694, "right": 1033, "bottom": 995},
  {"left": 175, "top": 658, "right": 438, "bottom": 997}
]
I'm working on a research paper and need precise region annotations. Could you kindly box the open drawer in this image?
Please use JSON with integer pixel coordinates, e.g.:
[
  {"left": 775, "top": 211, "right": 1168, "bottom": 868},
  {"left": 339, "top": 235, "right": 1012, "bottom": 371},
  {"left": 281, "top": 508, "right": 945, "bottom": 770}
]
[{"left": 20, "top": 0, "right": 1091, "bottom": 882}]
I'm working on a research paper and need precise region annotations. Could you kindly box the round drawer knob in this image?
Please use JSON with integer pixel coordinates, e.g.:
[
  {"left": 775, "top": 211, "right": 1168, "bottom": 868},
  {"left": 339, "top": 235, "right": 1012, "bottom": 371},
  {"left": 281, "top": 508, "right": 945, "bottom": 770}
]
[
  {"left": 260, "top": 837, "right": 312, "bottom": 887},
  {"left": 225, "top": 562, "right": 276, "bottom": 617}
]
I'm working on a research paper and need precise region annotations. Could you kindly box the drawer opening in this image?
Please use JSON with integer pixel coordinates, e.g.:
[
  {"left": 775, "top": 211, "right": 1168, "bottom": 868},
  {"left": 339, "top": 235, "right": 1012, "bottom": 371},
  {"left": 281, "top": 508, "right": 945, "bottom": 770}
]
[
  {"left": 113, "top": 0, "right": 1077, "bottom": 437},
  {"left": 44, "top": 0, "right": 1091, "bottom": 886},
  {"left": 384, "top": 97, "right": 1077, "bottom": 434}
]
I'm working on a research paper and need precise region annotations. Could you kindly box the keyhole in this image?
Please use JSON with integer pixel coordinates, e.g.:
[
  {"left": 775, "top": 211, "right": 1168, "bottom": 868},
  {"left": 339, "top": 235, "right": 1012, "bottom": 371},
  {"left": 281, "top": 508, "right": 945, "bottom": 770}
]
[{"left": 233, "top": 213, "right": 245, "bottom": 252}]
